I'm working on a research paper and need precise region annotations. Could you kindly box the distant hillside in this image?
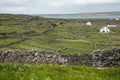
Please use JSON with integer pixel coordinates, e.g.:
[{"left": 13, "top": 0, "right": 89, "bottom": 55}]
[
  {"left": 76, "top": 11, "right": 120, "bottom": 15},
  {"left": 40, "top": 11, "right": 120, "bottom": 19},
  {"left": 75, "top": 11, "right": 120, "bottom": 16}
]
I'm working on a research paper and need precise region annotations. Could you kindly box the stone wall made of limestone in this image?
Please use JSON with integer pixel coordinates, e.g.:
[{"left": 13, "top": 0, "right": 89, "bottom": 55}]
[
  {"left": 88, "top": 48, "right": 120, "bottom": 67},
  {"left": 0, "top": 48, "right": 120, "bottom": 67}
]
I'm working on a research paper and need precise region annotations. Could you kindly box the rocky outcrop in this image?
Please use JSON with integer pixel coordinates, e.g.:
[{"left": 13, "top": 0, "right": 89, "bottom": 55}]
[{"left": 0, "top": 48, "right": 120, "bottom": 67}]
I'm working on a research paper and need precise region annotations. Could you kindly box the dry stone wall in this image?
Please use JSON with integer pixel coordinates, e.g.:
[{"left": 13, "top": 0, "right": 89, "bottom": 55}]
[
  {"left": 0, "top": 48, "right": 120, "bottom": 67},
  {"left": 89, "top": 48, "right": 120, "bottom": 67}
]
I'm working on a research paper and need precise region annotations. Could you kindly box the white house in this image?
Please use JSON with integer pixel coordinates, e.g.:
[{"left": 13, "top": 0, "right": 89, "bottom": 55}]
[
  {"left": 107, "top": 25, "right": 117, "bottom": 27},
  {"left": 107, "top": 22, "right": 117, "bottom": 27},
  {"left": 100, "top": 27, "right": 110, "bottom": 33},
  {"left": 115, "top": 18, "right": 119, "bottom": 21},
  {"left": 86, "top": 21, "right": 92, "bottom": 26}
]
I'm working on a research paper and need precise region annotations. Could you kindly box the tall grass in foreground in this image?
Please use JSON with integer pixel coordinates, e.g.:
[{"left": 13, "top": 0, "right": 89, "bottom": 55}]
[{"left": 0, "top": 64, "right": 120, "bottom": 80}]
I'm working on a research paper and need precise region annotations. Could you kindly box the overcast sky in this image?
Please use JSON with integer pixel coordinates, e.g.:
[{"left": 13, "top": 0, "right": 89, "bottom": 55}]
[{"left": 0, "top": 0, "right": 120, "bottom": 14}]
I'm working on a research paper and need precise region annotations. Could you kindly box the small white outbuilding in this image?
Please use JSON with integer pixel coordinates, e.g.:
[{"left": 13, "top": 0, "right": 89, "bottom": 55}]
[
  {"left": 86, "top": 21, "right": 92, "bottom": 26},
  {"left": 107, "top": 25, "right": 117, "bottom": 27},
  {"left": 115, "top": 18, "right": 119, "bottom": 21},
  {"left": 100, "top": 27, "right": 110, "bottom": 33}
]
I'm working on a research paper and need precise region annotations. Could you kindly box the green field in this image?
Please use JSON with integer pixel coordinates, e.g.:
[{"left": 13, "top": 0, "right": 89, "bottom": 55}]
[
  {"left": 0, "top": 14, "right": 120, "bottom": 80},
  {"left": 0, "top": 14, "right": 120, "bottom": 54},
  {"left": 0, "top": 64, "right": 120, "bottom": 80}
]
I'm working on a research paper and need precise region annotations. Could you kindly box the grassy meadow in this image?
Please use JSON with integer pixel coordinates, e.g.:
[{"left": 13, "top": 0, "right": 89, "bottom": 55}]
[
  {"left": 0, "top": 64, "right": 120, "bottom": 80},
  {"left": 0, "top": 14, "right": 120, "bottom": 54},
  {"left": 0, "top": 14, "right": 120, "bottom": 80}
]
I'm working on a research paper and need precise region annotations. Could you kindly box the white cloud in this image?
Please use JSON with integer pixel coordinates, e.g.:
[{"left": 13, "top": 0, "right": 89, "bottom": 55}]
[
  {"left": 75, "top": 0, "right": 120, "bottom": 4},
  {"left": 49, "top": 0, "right": 120, "bottom": 6},
  {"left": 0, "top": 0, "right": 120, "bottom": 14},
  {"left": 1, "top": 0, "right": 120, "bottom": 6}
]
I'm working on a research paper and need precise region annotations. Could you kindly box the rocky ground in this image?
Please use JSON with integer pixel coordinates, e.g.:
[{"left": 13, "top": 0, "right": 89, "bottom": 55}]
[{"left": 0, "top": 48, "right": 120, "bottom": 67}]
